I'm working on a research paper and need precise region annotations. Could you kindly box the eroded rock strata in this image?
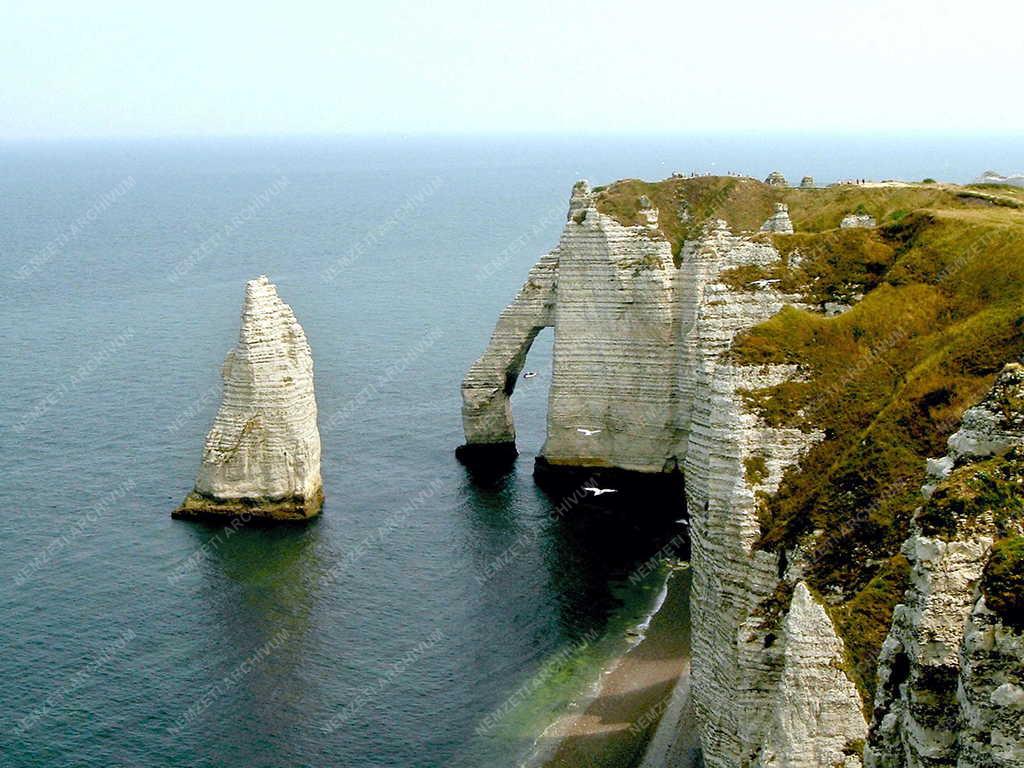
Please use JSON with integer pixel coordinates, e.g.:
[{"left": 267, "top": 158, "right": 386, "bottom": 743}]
[
  {"left": 462, "top": 175, "right": 1024, "bottom": 766},
  {"left": 174, "top": 275, "right": 323, "bottom": 521}
]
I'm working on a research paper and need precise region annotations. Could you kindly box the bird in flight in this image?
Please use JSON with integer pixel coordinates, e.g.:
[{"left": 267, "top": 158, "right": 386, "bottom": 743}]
[
  {"left": 584, "top": 486, "right": 617, "bottom": 496},
  {"left": 577, "top": 428, "right": 601, "bottom": 436}
]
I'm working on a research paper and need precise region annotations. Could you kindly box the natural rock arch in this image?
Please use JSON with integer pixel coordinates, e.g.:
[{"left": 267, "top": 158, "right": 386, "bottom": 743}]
[
  {"left": 459, "top": 251, "right": 557, "bottom": 454},
  {"left": 459, "top": 181, "right": 683, "bottom": 473}
]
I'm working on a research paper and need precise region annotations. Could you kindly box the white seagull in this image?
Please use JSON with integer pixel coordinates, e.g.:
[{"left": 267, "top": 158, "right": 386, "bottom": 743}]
[
  {"left": 584, "top": 486, "right": 618, "bottom": 496},
  {"left": 576, "top": 428, "right": 602, "bottom": 436}
]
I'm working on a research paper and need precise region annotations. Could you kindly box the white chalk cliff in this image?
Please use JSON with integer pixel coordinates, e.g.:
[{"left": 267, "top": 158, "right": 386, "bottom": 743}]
[
  {"left": 175, "top": 275, "right": 323, "bottom": 520},
  {"left": 461, "top": 180, "right": 869, "bottom": 766},
  {"left": 760, "top": 582, "right": 868, "bottom": 768},
  {"left": 462, "top": 179, "right": 1024, "bottom": 767},
  {"left": 462, "top": 181, "right": 681, "bottom": 472},
  {"left": 959, "top": 592, "right": 1024, "bottom": 766}
]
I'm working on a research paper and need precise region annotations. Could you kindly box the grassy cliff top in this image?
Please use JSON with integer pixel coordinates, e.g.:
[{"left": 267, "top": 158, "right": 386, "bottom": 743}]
[
  {"left": 593, "top": 175, "right": 1024, "bottom": 260},
  {"left": 599, "top": 174, "right": 1024, "bottom": 704}
]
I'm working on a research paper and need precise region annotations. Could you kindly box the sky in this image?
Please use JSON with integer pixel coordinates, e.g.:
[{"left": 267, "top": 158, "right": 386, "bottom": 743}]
[{"left": 1, "top": 0, "right": 1021, "bottom": 140}]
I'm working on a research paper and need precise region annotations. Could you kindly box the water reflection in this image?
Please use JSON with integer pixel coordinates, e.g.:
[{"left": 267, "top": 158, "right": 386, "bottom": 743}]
[
  {"left": 176, "top": 517, "right": 326, "bottom": 759},
  {"left": 459, "top": 452, "right": 689, "bottom": 641}
]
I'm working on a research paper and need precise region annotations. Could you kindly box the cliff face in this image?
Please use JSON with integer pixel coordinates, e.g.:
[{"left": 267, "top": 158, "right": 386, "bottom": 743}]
[
  {"left": 674, "top": 218, "right": 862, "bottom": 767},
  {"left": 959, "top": 581, "right": 1024, "bottom": 765},
  {"left": 461, "top": 176, "right": 1024, "bottom": 766},
  {"left": 867, "top": 364, "right": 1024, "bottom": 767},
  {"left": 543, "top": 183, "right": 681, "bottom": 472},
  {"left": 760, "top": 582, "right": 868, "bottom": 767},
  {"left": 175, "top": 275, "right": 323, "bottom": 520}
]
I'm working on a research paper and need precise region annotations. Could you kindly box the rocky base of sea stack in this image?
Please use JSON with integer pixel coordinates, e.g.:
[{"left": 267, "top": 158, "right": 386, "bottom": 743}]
[
  {"left": 172, "top": 487, "right": 324, "bottom": 522},
  {"left": 455, "top": 441, "right": 519, "bottom": 468}
]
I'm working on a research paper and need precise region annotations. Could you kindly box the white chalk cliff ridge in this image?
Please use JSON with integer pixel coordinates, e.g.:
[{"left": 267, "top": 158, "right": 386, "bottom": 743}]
[
  {"left": 174, "top": 275, "right": 323, "bottom": 521},
  {"left": 461, "top": 180, "right": 863, "bottom": 765}
]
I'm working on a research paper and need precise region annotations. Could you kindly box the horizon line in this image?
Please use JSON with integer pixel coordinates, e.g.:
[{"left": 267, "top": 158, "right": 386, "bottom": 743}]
[{"left": 2, "top": 128, "right": 1023, "bottom": 145}]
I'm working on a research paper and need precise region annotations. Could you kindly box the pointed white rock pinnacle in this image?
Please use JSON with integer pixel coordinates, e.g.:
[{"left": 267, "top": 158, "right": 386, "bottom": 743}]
[{"left": 174, "top": 275, "right": 323, "bottom": 521}]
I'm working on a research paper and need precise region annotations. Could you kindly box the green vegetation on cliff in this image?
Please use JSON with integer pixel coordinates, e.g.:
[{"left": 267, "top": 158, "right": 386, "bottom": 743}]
[
  {"left": 722, "top": 228, "right": 896, "bottom": 307},
  {"left": 831, "top": 554, "right": 910, "bottom": 708},
  {"left": 733, "top": 208, "right": 1024, "bottom": 563},
  {"left": 982, "top": 535, "right": 1024, "bottom": 629},
  {"left": 918, "top": 448, "right": 1024, "bottom": 540},
  {"left": 922, "top": 447, "right": 1024, "bottom": 631},
  {"left": 735, "top": 210, "right": 1024, "bottom": 698},
  {"left": 593, "top": 176, "right": 992, "bottom": 259}
]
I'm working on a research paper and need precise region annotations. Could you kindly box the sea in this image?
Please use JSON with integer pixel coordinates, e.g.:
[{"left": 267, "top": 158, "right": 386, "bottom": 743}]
[{"left": 1, "top": 133, "right": 1021, "bottom": 767}]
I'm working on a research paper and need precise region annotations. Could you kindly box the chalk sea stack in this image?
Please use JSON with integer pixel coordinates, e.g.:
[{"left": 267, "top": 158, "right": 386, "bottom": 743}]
[{"left": 173, "top": 275, "right": 323, "bottom": 521}]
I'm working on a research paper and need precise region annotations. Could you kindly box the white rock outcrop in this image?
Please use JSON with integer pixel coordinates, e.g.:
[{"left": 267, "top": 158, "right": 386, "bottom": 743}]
[
  {"left": 841, "top": 214, "right": 877, "bottom": 229},
  {"left": 175, "top": 275, "right": 323, "bottom": 520},
  {"left": 759, "top": 583, "right": 868, "bottom": 768},
  {"left": 959, "top": 596, "right": 1024, "bottom": 766},
  {"left": 945, "top": 363, "right": 1024, "bottom": 463},
  {"left": 760, "top": 203, "right": 795, "bottom": 234},
  {"left": 924, "top": 362, "right": 1024, "bottom": 495},
  {"left": 867, "top": 526, "right": 994, "bottom": 767},
  {"left": 461, "top": 181, "right": 681, "bottom": 472}
]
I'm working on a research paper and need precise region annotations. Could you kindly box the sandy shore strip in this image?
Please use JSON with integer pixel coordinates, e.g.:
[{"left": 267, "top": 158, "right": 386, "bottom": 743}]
[{"left": 531, "top": 568, "right": 697, "bottom": 768}]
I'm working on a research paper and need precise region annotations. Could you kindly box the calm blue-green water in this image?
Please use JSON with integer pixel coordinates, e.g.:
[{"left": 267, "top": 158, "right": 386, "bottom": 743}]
[{"left": 1, "top": 134, "right": 1021, "bottom": 768}]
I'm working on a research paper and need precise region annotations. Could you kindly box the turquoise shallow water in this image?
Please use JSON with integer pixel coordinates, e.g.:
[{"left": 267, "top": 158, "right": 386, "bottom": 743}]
[{"left": 1, "top": 134, "right": 1021, "bottom": 767}]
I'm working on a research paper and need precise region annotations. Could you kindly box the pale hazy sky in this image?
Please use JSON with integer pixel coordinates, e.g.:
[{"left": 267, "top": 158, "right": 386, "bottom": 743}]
[{"left": 2, "top": 0, "right": 1021, "bottom": 139}]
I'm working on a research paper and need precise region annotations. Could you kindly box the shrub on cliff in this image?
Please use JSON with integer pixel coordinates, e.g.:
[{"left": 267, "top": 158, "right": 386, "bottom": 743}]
[{"left": 982, "top": 536, "right": 1024, "bottom": 629}]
